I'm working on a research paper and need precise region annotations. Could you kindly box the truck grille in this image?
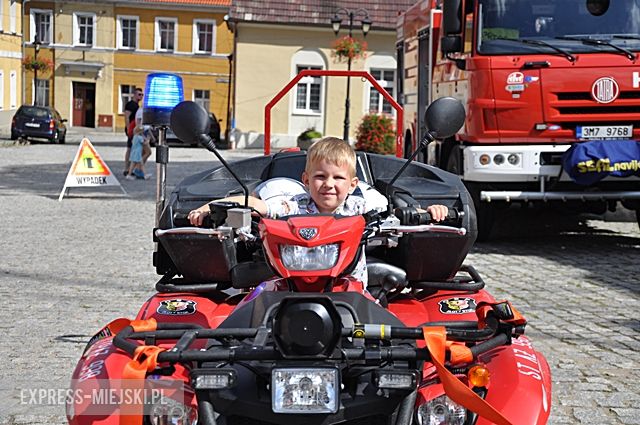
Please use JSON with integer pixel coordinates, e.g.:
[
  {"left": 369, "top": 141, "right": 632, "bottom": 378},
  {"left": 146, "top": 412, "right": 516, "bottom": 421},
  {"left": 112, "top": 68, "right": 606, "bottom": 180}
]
[
  {"left": 557, "top": 91, "right": 640, "bottom": 101},
  {"left": 557, "top": 105, "right": 640, "bottom": 114},
  {"left": 551, "top": 90, "right": 640, "bottom": 117}
]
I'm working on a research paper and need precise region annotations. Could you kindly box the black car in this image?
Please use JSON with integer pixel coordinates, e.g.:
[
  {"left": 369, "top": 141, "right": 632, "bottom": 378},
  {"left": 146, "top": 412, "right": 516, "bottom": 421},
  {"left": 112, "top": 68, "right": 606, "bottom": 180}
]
[{"left": 11, "top": 105, "right": 68, "bottom": 144}]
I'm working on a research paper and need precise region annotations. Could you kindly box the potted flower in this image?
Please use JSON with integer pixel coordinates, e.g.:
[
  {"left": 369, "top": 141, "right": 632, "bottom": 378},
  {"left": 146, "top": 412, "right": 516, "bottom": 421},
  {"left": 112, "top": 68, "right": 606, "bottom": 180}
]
[
  {"left": 22, "top": 56, "right": 53, "bottom": 73},
  {"left": 297, "top": 127, "right": 323, "bottom": 149},
  {"left": 332, "top": 36, "right": 367, "bottom": 62},
  {"left": 355, "top": 114, "right": 396, "bottom": 155}
]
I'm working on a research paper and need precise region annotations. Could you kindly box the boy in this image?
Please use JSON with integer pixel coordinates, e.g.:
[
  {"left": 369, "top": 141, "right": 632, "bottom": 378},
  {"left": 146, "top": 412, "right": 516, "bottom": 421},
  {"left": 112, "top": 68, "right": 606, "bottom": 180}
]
[
  {"left": 188, "top": 137, "right": 448, "bottom": 223},
  {"left": 188, "top": 137, "right": 447, "bottom": 284}
]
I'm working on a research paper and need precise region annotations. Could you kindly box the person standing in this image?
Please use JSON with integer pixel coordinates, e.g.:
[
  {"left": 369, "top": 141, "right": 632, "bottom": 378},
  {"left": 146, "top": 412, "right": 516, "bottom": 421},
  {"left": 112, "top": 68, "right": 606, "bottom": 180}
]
[{"left": 123, "top": 88, "right": 143, "bottom": 175}]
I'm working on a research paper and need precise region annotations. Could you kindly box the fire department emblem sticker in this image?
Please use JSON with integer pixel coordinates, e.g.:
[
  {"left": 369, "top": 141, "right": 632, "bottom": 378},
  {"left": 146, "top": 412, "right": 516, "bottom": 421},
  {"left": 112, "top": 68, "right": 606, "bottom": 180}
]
[
  {"left": 439, "top": 297, "right": 477, "bottom": 315},
  {"left": 157, "top": 299, "right": 197, "bottom": 315},
  {"left": 591, "top": 77, "right": 619, "bottom": 104},
  {"left": 299, "top": 227, "right": 318, "bottom": 240}
]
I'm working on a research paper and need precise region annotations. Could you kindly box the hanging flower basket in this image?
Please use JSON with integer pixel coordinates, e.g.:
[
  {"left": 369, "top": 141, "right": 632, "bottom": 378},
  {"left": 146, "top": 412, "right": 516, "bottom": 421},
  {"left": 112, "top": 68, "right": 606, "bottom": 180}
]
[
  {"left": 332, "top": 36, "right": 367, "bottom": 62},
  {"left": 22, "top": 56, "right": 53, "bottom": 73}
]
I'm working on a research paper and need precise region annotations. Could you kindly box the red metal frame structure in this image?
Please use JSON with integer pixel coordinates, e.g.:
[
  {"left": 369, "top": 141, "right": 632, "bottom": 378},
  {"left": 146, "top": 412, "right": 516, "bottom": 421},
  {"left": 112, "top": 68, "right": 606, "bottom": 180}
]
[{"left": 264, "top": 70, "right": 403, "bottom": 157}]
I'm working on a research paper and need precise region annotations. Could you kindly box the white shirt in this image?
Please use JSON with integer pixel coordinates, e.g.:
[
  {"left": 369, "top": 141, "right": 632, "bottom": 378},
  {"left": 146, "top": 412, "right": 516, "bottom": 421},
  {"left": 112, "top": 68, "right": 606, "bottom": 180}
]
[{"left": 254, "top": 177, "right": 388, "bottom": 286}]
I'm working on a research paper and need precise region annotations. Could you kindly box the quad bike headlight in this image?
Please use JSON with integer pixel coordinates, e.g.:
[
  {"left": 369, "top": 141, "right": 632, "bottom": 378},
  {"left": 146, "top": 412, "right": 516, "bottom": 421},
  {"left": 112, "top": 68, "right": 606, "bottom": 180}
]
[
  {"left": 279, "top": 243, "right": 339, "bottom": 270},
  {"left": 416, "top": 395, "right": 466, "bottom": 425},
  {"left": 148, "top": 396, "right": 197, "bottom": 425},
  {"left": 271, "top": 368, "right": 339, "bottom": 414}
]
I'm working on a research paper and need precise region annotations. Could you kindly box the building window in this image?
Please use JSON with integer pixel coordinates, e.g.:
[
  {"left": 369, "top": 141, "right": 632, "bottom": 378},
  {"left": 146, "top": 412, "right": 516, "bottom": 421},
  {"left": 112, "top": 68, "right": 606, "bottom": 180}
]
[
  {"left": 32, "top": 10, "right": 53, "bottom": 44},
  {"left": 74, "top": 13, "right": 95, "bottom": 46},
  {"left": 120, "top": 85, "right": 136, "bottom": 113},
  {"left": 368, "top": 69, "right": 395, "bottom": 114},
  {"left": 0, "top": 71, "right": 4, "bottom": 110},
  {"left": 294, "top": 65, "right": 322, "bottom": 113},
  {"left": 9, "top": 1, "right": 16, "bottom": 33},
  {"left": 10, "top": 71, "right": 17, "bottom": 109},
  {"left": 35, "top": 79, "right": 50, "bottom": 106},
  {"left": 156, "top": 18, "right": 177, "bottom": 52},
  {"left": 193, "top": 20, "right": 215, "bottom": 54},
  {"left": 194, "top": 90, "right": 210, "bottom": 111},
  {"left": 118, "top": 16, "right": 138, "bottom": 49}
]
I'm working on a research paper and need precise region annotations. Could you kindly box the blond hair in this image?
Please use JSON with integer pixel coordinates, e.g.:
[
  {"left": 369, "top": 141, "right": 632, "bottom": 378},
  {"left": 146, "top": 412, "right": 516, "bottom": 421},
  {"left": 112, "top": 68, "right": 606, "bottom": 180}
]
[{"left": 305, "top": 137, "right": 356, "bottom": 177}]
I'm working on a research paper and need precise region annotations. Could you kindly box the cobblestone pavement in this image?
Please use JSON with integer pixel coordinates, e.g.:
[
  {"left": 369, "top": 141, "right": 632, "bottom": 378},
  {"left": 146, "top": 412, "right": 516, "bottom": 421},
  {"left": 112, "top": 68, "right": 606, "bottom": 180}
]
[{"left": 0, "top": 135, "right": 638, "bottom": 424}]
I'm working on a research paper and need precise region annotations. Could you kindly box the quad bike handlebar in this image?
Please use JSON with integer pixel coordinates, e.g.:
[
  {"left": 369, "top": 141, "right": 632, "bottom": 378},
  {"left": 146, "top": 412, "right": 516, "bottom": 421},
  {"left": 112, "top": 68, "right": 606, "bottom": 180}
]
[{"left": 113, "top": 309, "right": 513, "bottom": 365}]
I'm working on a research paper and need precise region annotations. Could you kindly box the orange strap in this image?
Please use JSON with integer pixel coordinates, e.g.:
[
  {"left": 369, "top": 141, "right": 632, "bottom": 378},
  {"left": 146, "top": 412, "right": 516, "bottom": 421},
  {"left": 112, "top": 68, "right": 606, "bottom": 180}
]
[
  {"left": 446, "top": 340, "right": 473, "bottom": 365},
  {"left": 423, "top": 327, "right": 513, "bottom": 425},
  {"left": 119, "top": 345, "right": 166, "bottom": 425},
  {"left": 103, "top": 318, "right": 160, "bottom": 425},
  {"left": 476, "top": 300, "right": 526, "bottom": 329},
  {"left": 130, "top": 318, "right": 158, "bottom": 333}
]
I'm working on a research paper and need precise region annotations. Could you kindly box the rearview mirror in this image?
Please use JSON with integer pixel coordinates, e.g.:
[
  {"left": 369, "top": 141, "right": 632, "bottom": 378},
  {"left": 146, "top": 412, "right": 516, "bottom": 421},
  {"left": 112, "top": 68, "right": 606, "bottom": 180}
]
[
  {"left": 424, "top": 97, "right": 466, "bottom": 139},
  {"left": 170, "top": 101, "right": 210, "bottom": 144}
]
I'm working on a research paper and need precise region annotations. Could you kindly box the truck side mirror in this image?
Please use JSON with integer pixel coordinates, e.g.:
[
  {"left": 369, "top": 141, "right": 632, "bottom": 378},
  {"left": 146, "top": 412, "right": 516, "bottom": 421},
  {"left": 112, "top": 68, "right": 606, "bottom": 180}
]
[
  {"left": 443, "top": 0, "right": 463, "bottom": 35},
  {"left": 441, "top": 35, "right": 462, "bottom": 55}
]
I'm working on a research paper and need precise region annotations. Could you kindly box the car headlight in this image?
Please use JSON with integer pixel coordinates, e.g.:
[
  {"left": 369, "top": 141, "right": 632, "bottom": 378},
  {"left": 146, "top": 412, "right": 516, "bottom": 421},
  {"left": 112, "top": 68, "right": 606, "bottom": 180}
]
[
  {"left": 279, "top": 244, "right": 339, "bottom": 270},
  {"left": 416, "top": 395, "right": 466, "bottom": 425},
  {"left": 148, "top": 396, "right": 197, "bottom": 425},
  {"left": 272, "top": 368, "right": 339, "bottom": 414}
]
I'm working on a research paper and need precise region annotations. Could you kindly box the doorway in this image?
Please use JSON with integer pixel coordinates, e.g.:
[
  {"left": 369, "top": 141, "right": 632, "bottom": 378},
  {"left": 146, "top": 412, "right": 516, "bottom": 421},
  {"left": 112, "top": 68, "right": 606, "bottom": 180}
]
[{"left": 72, "top": 82, "right": 96, "bottom": 127}]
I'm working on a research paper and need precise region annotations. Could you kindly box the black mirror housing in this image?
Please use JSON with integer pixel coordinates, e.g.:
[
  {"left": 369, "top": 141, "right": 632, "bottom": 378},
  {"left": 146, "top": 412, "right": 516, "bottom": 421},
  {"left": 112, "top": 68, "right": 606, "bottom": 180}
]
[
  {"left": 441, "top": 35, "right": 462, "bottom": 55},
  {"left": 170, "top": 101, "right": 210, "bottom": 144},
  {"left": 424, "top": 97, "right": 466, "bottom": 139},
  {"left": 443, "top": 0, "right": 463, "bottom": 35}
]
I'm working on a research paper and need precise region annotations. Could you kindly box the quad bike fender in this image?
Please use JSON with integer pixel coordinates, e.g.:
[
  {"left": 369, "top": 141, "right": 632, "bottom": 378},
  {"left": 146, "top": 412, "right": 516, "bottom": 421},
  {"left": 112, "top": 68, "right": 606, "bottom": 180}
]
[
  {"left": 415, "top": 336, "right": 551, "bottom": 425},
  {"left": 476, "top": 336, "right": 552, "bottom": 425},
  {"left": 68, "top": 334, "right": 195, "bottom": 425},
  {"left": 388, "top": 290, "right": 497, "bottom": 326}
]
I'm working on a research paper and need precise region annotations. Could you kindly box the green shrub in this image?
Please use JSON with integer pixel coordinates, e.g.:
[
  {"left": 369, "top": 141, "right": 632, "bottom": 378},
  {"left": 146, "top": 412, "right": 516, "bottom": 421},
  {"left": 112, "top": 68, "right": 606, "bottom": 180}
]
[
  {"left": 298, "top": 128, "right": 322, "bottom": 141},
  {"left": 355, "top": 114, "right": 395, "bottom": 155}
]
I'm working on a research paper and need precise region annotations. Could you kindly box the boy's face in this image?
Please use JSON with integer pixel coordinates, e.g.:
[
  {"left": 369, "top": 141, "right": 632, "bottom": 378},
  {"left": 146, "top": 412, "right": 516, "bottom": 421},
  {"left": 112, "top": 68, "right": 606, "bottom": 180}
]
[{"left": 302, "top": 159, "right": 358, "bottom": 213}]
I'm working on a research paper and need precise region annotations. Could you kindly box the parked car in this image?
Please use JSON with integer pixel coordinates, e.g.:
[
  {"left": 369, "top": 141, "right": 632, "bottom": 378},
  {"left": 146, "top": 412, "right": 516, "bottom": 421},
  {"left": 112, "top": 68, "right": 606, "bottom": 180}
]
[{"left": 11, "top": 105, "right": 67, "bottom": 144}]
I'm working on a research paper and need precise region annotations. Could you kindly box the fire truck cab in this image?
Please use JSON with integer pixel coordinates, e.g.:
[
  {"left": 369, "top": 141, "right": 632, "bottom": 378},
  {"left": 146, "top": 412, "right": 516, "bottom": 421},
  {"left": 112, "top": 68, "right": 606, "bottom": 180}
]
[{"left": 397, "top": 0, "right": 640, "bottom": 239}]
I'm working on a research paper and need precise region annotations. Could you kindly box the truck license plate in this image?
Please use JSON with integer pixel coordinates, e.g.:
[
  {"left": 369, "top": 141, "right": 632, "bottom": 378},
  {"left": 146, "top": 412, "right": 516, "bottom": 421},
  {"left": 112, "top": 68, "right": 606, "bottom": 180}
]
[{"left": 576, "top": 125, "right": 632, "bottom": 140}]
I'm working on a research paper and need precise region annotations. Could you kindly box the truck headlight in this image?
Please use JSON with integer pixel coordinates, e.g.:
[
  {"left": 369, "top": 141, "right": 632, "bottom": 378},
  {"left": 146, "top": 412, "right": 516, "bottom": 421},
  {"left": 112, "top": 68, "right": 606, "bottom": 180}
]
[
  {"left": 416, "top": 395, "right": 466, "bottom": 425},
  {"left": 279, "top": 244, "right": 339, "bottom": 270},
  {"left": 272, "top": 368, "right": 339, "bottom": 414}
]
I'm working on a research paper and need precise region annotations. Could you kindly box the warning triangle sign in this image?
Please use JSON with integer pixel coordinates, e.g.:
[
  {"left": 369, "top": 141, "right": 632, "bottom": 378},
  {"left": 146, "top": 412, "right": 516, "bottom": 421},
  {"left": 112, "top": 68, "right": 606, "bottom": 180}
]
[{"left": 58, "top": 138, "right": 126, "bottom": 201}]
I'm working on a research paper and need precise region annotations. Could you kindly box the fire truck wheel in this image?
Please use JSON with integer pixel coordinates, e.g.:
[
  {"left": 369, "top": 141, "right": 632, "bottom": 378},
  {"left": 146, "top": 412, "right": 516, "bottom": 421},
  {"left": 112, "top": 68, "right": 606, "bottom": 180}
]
[{"left": 465, "top": 182, "right": 495, "bottom": 242}]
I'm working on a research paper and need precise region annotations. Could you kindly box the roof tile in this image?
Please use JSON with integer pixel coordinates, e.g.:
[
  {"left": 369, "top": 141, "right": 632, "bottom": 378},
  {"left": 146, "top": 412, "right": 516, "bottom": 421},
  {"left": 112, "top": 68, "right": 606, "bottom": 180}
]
[
  {"left": 230, "top": 0, "right": 416, "bottom": 30},
  {"left": 142, "top": 0, "right": 230, "bottom": 6}
]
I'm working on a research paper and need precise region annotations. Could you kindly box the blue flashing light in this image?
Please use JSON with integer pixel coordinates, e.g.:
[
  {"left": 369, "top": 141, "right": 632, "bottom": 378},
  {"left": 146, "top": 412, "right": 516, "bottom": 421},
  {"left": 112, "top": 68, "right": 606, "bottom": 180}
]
[
  {"left": 143, "top": 73, "right": 184, "bottom": 125},
  {"left": 144, "top": 73, "right": 184, "bottom": 109}
]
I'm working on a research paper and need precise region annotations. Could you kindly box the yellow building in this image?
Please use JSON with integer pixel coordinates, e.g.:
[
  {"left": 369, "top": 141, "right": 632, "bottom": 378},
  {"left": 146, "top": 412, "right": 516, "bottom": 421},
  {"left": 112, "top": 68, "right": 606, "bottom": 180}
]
[
  {"left": 0, "top": 0, "right": 23, "bottom": 135},
  {"left": 228, "top": 0, "right": 414, "bottom": 149},
  {"left": 21, "top": 0, "right": 232, "bottom": 132},
  {"left": 113, "top": 0, "right": 232, "bottom": 132}
]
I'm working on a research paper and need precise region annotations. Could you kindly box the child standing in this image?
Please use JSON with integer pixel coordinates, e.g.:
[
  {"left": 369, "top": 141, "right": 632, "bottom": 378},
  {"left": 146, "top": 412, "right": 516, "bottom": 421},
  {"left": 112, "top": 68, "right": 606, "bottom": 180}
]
[{"left": 125, "top": 108, "right": 150, "bottom": 180}]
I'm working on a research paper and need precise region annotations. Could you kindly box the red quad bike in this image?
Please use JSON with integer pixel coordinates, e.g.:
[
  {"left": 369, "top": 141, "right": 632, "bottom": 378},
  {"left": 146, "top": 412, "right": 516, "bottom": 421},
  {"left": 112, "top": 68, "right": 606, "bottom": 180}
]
[{"left": 68, "top": 98, "right": 551, "bottom": 425}]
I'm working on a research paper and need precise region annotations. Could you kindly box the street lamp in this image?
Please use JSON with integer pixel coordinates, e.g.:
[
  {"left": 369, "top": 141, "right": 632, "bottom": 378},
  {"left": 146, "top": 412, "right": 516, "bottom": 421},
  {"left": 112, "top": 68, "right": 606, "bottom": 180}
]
[
  {"left": 33, "top": 33, "right": 41, "bottom": 105},
  {"left": 331, "top": 8, "right": 371, "bottom": 141}
]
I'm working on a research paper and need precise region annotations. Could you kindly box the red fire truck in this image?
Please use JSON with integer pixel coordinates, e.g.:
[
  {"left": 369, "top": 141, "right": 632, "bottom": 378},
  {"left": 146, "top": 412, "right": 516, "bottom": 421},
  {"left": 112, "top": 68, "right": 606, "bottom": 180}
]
[{"left": 397, "top": 0, "right": 640, "bottom": 239}]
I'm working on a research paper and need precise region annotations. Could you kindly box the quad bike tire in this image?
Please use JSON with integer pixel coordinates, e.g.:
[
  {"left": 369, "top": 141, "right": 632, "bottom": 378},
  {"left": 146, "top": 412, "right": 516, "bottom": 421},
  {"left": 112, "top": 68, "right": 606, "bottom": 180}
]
[{"left": 446, "top": 149, "right": 495, "bottom": 242}]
